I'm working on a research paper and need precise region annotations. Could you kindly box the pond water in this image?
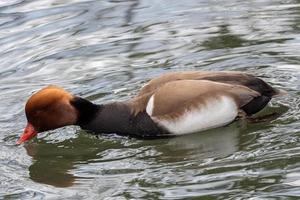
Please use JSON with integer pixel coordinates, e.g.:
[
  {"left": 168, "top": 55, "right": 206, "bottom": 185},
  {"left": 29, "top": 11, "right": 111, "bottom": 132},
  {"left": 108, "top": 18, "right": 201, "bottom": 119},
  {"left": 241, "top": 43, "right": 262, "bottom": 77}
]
[{"left": 0, "top": 0, "right": 300, "bottom": 199}]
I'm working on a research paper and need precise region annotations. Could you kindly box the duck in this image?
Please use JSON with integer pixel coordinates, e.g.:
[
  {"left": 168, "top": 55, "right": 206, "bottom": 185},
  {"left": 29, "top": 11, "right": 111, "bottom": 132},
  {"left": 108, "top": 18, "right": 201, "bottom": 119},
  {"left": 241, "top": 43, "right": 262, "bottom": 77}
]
[{"left": 17, "top": 71, "right": 286, "bottom": 144}]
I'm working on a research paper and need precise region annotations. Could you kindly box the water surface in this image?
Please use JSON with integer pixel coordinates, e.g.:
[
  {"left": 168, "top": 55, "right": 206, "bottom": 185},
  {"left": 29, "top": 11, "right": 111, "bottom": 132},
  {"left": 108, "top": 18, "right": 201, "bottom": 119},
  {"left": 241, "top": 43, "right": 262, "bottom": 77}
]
[{"left": 0, "top": 0, "right": 300, "bottom": 199}]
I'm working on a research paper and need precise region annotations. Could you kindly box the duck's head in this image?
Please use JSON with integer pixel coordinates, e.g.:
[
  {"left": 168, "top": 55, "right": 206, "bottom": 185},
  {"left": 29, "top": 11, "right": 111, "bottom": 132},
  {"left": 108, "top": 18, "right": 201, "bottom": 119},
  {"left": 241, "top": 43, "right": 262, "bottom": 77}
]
[{"left": 17, "top": 86, "right": 78, "bottom": 144}]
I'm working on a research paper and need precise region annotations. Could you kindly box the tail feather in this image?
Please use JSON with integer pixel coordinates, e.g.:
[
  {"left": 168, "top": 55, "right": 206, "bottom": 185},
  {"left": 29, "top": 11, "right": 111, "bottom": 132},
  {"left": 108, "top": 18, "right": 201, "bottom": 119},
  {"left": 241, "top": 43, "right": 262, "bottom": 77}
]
[{"left": 272, "top": 88, "right": 288, "bottom": 97}]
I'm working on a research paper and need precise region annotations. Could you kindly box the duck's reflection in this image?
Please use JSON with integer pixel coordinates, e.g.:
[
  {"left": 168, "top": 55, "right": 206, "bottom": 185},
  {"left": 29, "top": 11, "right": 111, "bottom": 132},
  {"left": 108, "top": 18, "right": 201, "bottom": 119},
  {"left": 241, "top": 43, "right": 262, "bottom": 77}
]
[
  {"left": 152, "top": 123, "right": 241, "bottom": 163},
  {"left": 24, "top": 132, "right": 112, "bottom": 187},
  {"left": 24, "top": 123, "right": 243, "bottom": 188},
  {"left": 26, "top": 142, "right": 75, "bottom": 187}
]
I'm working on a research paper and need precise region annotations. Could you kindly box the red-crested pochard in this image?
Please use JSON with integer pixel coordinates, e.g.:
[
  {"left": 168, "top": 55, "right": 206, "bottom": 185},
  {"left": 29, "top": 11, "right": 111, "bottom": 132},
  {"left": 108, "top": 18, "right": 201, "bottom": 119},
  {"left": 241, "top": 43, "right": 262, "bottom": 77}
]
[{"left": 17, "top": 71, "right": 286, "bottom": 144}]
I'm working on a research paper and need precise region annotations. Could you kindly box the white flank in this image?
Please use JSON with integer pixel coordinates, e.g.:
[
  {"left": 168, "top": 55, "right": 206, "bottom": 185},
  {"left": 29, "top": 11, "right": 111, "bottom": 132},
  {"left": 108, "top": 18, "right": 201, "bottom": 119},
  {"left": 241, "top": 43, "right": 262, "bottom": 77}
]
[
  {"left": 154, "top": 96, "right": 238, "bottom": 135},
  {"left": 146, "top": 95, "right": 155, "bottom": 116}
]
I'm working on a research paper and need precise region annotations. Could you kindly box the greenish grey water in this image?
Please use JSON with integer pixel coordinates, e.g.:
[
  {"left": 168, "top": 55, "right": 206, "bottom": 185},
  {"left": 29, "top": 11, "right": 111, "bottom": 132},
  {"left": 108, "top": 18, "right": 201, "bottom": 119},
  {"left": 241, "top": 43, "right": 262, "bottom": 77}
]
[{"left": 0, "top": 0, "right": 299, "bottom": 199}]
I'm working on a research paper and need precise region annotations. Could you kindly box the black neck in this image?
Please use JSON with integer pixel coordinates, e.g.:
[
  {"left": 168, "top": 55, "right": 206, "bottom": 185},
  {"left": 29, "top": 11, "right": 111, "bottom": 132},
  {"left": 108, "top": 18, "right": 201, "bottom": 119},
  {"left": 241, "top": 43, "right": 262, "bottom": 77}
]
[
  {"left": 70, "top": 97, "right": 101, "bottom": 126},
  {"left": 80, "top": 102, "right": 133, "bottom": 134},
  {"left": 70, "top": 98, "right": 168, "bottom": 138}
]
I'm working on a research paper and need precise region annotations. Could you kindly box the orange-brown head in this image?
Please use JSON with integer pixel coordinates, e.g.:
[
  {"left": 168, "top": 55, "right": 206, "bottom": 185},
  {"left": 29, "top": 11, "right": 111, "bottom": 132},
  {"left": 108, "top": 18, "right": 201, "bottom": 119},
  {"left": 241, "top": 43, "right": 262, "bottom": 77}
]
[{"left": 17, "top": 85, "right": 78, "bottom": 144}]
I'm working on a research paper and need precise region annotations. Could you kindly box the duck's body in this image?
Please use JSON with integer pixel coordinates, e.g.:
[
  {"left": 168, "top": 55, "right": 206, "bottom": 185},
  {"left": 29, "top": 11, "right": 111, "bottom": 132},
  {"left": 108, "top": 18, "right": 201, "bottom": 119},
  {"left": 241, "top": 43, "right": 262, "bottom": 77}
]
[{"left": 18, "top": 71, "right": 285, "bottom": 143}]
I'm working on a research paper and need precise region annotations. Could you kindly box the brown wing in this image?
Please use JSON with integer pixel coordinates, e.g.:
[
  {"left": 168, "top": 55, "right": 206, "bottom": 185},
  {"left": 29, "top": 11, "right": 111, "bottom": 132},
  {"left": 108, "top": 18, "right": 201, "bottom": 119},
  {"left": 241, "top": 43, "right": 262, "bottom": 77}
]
[
  {"left": 130, "top": 80, "right": 260, "bottom": 117},
  {"left": 136, "top": 71, "right": 258, "bottom": 97},
  {"left": 129, "top": 71, "right": 279, "bottom": 115},
  {"left": 129, "top": 71, "right": 250, "bottom": 114}
]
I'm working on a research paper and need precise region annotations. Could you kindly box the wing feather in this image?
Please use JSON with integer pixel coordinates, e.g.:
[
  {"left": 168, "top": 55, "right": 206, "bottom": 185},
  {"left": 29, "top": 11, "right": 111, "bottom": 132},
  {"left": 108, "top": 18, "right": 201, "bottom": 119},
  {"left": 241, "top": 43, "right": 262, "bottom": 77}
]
[
  {"left": 145, "top": 80, "right": 260, "bottom": 118},
  {"left": 137, "top": 71, "right": 254, "bottom": 97},
  {"left": 129, "top": 71, "right": 265, "bottom": 115}
]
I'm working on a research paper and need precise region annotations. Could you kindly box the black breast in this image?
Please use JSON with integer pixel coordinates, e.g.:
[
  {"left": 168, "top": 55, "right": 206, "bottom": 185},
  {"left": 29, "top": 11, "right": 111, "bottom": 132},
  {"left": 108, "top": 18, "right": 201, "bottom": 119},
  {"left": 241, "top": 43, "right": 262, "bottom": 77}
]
[{"left": 77, "top": 102, "right": 169, "bottom": 138}]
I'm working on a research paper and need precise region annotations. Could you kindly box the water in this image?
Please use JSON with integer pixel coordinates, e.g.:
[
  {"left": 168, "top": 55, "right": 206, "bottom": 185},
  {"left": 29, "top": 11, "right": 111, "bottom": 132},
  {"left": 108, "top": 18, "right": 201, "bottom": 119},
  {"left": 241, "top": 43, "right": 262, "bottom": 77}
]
[{"left": 0, "top": 0, "right": 299, "bottom": 199}]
